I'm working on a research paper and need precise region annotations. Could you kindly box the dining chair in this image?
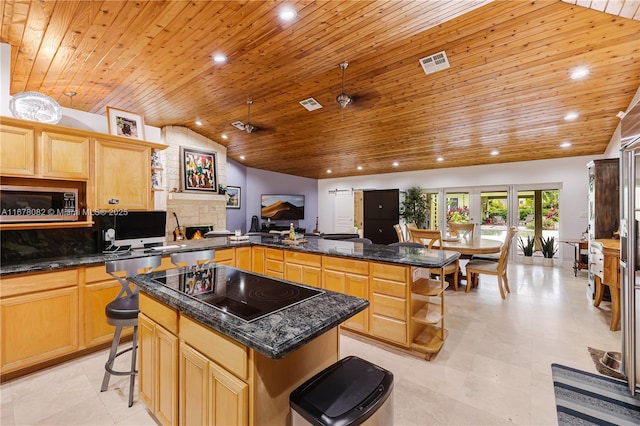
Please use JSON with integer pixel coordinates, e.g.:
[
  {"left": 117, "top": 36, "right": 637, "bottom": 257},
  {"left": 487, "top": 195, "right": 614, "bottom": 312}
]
[
  {"left": 408, "top": 228, "right": 460, "bottom": 290},
  {"left": 101, "top": 255, "right": 162, "bottom": 407},
  {"left": 448, "top": 223, "right": 475, "bottom": 240},
  {"left": 393, "top": 224, "right": 405, "bottom": 242},
  {"left": 465, "top": 226, "right": 518, "bottom": 299}
]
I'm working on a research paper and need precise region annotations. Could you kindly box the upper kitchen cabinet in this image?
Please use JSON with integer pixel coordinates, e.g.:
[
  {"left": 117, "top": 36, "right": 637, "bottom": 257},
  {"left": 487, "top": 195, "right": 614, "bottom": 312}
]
[
  {"left": 0, "top": 122, "right": 36, "bottom": 176},
  {"left": 93, "top": 138, "right": 152, "bottom": 210},
  {"left": 0, "top": 118, "right": 89, "bottom": 180}
]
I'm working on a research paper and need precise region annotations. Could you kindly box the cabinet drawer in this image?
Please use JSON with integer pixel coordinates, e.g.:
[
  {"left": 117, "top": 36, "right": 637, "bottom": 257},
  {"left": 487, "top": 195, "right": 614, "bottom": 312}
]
[
  {"left": 1, "top": 269, "right": 78, "bottom": 297},
  {"left": 371, "top": 263, "right": 407, "bottom": 282},
  {"left": 266, "top": 248, "right": 284, "bottom": 261},
  {"left": 322, "top": 256, "right": 369, "bottom": 275},
  {"left": 214, "top": 248, "right": 235, "bottom": 264},
  {"left": 371, "top": 278, "right": 406, "bottom": 298},
  {"left": 285, "top": 251, "right": 321, "bottom": 267},
  {"left": 140, "top": 293, "right": 179, "bottom": 334},
  {"left": 266, "top": 259, "right": 284, "bottom": 273},
  {"left": 371, "top": 314, "right": 407, "bottom": 345},
  {"left": 372, "top": 293, "right": 406, "bottom": 321},
  {"left": 179, "top": 316, "right": 249, "bottom": 380}
]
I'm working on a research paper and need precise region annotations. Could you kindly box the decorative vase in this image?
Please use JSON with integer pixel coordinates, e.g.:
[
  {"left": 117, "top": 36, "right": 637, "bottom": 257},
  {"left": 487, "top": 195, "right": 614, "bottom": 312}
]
[
  {"left": 523, "top": 256, "right": 533, "bottom": 265},
  {"left": 542, "top": 257, "right": 554, "bottom": 267}
]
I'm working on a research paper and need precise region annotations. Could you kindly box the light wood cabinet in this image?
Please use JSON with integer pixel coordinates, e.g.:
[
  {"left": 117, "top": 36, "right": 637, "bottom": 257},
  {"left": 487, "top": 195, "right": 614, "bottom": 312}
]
[
  {"left": 235, "top": 246, "right": 252, "bottom": 271},
  {"left": 409, "top": 266, "right": 448, "bottom": 359},
  {"left": 285, "top": 251, "right": 322, "bottom": 288},
  {"left": 213, "top": 248, "right": 235, "bottom": 267},
  {"left": 0, "top": 123, "right": 35, "bottom": 176},
  {"left": 251, "top": 246, "right": 266, "bottom": 274},
  {"left": 41, "top": 131, "right": 90, "bottom": 180},
  {"left": 139, "top": 314, "right": 178, "bottom": 426},
  {"left": 94, "top": 138, "right": 151, "bottom": 210},
  {"left": 265, "top": 248, "right": 284, "bottom": 279},
  {"left": 370, "top": 263, "right": 408, "bottom": 344},
  {"left": 322, "top": 257, "right": 370, "bottom": 332},
  {"left": 0, "top": 270, "right": 79, "bottom": 374}
]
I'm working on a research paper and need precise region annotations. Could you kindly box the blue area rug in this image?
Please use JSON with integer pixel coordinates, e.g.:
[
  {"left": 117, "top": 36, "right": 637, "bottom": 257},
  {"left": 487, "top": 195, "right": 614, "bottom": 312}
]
[{"left": 552, "top": 363, "right": 640, "bottom": 425}]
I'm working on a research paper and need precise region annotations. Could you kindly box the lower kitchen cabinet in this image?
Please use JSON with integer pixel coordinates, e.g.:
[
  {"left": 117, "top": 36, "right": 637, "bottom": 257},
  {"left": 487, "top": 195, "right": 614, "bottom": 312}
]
[
  {"left": 265, "top": 248, "right": 284, "bottom": 279},
  {"left": 213, "top": 248, "right": 235, "bottom": 267},
  {"left": 138, "top": 313, "right": 178, "bottom": 426},
  {"left": 322, "top": 257, "right": 369, "bottom": 333},
  {"left": 179, "top": 342, "right": 248, "bottom": 426},
  {"left": 251, "top": 246, "right": 266, "bottom": 274},
  {"left": 235, "top": 246, "right": 252, "bottom": 271},
  {"left": 370, "top": 263, "right": 409, "bottom": 345},
  {"left": 0, "top": 269, "right": 79, "bottom": 374},
  {"left": 284, "top": 251, "right": 322, "bottom": 288}
]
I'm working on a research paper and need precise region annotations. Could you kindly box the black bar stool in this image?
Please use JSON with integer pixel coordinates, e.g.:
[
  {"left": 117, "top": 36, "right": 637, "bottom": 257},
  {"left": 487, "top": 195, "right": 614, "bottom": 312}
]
[{"left": 101, "top": 255, "right": 161, "bottom": 407}]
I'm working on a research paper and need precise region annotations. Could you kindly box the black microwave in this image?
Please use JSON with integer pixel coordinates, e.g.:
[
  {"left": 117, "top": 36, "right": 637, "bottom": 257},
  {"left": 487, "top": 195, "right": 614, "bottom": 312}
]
[{"left": 0, "top": 185, "right": 78, "bottom": 222}]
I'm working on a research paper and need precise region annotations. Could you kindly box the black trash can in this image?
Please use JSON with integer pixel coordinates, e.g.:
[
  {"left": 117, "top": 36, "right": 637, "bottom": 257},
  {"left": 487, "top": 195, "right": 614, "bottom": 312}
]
[{"left": 290, "top": 356, "right": 394, "bottom": 426}]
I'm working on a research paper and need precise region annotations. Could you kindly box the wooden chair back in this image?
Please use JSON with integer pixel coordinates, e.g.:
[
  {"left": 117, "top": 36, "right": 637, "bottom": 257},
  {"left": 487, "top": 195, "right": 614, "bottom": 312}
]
[
  {"left": 497, "top": 226, "right": 519, "bottom": 272},
  {"left": 449, "top": 223, "right": 475, "bottom": 240},
  {"left": 393, "top": 224, "right": 405, "bottom": 242},
  {"left": 408, "top": 228, "right": 443, "bottom": 250}
]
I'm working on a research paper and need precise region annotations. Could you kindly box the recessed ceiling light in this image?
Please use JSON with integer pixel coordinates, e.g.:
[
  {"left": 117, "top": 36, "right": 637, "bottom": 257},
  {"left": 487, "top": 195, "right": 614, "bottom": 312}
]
[
  {"left": 327, "top": 169, "right": 332, "bottom": 174},
  {"left": 564, "top": 111, "right": 579, "bottom": 121},
  {"left": 195, "top": 120, "right": 202, "bottom": 126},
  {"left": 279, "top": 7, "right": 297, "bottom": 21},
  {"left": 570, "top": 66, "right": 589, "bottom": 80},
  {"left": 392, "top": 162, "right": 399, "bottom": 167},
  {"left": 357, "top": 165, "right": 363, "bottom": 171},
  {"left": 212, "top": 53, "right": 227, "bottom": 64},
  {"left": 560, "top": 141, "right": 572, "bottom": 148},
  {"left": 239, "top": 155, "right": 245, "bottom": 160},
  {"left": 221, "top": 134, "right": 228, "bottom": 140},
  {"left": 436, "top": 156, "right": 444, "bottom": 162},
  {"left": 490, "top": 150, "right": 499, "bottom": 156}
]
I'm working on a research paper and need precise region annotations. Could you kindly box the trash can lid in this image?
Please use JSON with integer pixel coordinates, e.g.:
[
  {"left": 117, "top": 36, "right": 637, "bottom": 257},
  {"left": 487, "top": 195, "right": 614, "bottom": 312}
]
[{"left": 290, "top": 356, "right": 394, "bottom": 426}]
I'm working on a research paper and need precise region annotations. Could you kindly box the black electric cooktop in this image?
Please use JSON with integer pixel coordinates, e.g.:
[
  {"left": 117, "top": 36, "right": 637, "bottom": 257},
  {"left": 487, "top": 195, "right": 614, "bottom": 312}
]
[{"left": 153, "top": 264, "right": 323, "bottom": 322}]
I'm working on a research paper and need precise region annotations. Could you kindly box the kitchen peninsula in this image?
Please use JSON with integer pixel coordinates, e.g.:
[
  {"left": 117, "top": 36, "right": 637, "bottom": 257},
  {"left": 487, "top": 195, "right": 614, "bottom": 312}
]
[{"left": 0, "top": 235, "right": 459, "bottom": 415}]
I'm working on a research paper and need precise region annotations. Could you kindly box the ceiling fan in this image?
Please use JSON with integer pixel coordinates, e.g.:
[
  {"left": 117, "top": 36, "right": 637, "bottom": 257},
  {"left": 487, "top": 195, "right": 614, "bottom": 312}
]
[
  {"left": 336, "top": 62, "right": 353, "bottom": 120},
  {"left": 231, "top": 100, "right": 258, "bottom": 133}
]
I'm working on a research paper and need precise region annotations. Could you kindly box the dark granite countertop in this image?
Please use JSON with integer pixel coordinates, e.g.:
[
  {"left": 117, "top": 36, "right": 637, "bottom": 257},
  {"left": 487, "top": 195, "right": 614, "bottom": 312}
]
[
  {"left": 0, "top": 235, "right": 460, "bottom": 276},
  {"left": 131, "top": 263, "right": 369, "bottom": 359}
]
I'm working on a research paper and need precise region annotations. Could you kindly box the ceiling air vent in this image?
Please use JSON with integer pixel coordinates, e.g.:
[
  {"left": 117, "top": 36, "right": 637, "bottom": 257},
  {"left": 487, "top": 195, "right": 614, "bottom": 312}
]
[
  {"left": 419, "top": 51, "right": 450, "bottom": 75},
  {"left": 299, "top": 97, "right": 323, "bottom": 111}
]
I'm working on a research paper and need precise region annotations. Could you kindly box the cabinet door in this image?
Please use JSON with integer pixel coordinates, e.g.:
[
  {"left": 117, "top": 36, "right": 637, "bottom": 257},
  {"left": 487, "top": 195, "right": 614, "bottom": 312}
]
[
  {"left": 94, "top": 139, "right": 150, "bottom": 210},
  {"left": 252, "top": 246, "right": 265, "bottom": 274},
  {"left": 285, "top": 263, "right": 304, "bottom": 283},
  {"left": 1, "top": 287, "right": 78, "bottom": 373},
  {"left": 41, "top": 131, "right": 90, "bottom": 180},
  {"left": 155, "top": 325, "right": 178, "bottom": 426},
  {"left": 138, "top": 314, "right": 155, "bottom": 410},
  {"left": 83, "top": 280, "right": 132, "bottom": 347},
  {"left": 179, "top": 343, "right": 209, "bottom": 425},
  {"left": 0, "top": 124, "right": 35, "bottom": 176},
  {"left": 302, "top": 266, "right": 322, "bottom": 288},
  {"left": 208, "top": 361, "right": 249, "bottom": 426},
  {"left": 214, "top": 248, "right": 235, "bottom": 267},
  {"left": 235, "top": 246, "right": 252, "bottom": 271},
  {"left": 344, "top": 273, "right": 369, "bottom": 332}
]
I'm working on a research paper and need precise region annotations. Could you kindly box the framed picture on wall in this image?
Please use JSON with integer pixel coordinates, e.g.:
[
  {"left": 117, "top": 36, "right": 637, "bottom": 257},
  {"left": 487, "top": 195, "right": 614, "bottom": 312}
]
[
  {"left": 180, "top": 146, "right": 218, "bottom": 192},
  {"left": 106, "top": 106, "right": 146, "bottom": 140},
  {"left": 226, "top": 186, "right": 241, "bottom": 209}
]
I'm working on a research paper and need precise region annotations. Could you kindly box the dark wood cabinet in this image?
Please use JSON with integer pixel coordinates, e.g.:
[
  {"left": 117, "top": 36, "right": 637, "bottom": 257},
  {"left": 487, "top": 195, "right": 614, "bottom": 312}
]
[
  {"left": 587, "top": 158, "right": 619, "bottom": 298},
  {"left": 363, "top": 189, "right": 399, "bottom": 244}
]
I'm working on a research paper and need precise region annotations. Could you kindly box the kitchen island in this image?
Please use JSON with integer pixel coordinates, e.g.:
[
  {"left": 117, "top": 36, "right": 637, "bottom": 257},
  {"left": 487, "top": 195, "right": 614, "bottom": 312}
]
[{"left": 131, "top": 263, "right": 368, "bottom": 425}]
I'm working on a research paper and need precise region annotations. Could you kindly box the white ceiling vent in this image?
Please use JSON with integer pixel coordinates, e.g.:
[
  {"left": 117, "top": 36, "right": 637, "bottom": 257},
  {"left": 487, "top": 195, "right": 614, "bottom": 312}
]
[
  {"left": 419, "top": 51, "right": 450, "bottom": 75},
  {"left": 299, "top": 97, "right": 323, "bottom": 111}
]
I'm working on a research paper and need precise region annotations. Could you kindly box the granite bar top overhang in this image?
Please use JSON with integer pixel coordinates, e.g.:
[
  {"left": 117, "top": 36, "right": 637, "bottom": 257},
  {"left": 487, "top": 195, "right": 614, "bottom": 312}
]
[
  {"left": 0, "top": 235, "right": 460, "bottom": 276},
  {"left": 132, "top": 264, "right": 369, "bottom": 359}
]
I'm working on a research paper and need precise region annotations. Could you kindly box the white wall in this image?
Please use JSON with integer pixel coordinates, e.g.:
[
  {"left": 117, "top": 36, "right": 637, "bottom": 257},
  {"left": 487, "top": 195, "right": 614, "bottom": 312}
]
[{"left": 318, "top": 155, "right": 605, "bottom": 264}]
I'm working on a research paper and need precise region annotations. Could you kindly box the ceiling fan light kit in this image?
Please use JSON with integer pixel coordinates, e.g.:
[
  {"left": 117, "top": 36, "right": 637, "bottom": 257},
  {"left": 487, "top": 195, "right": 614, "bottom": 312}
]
[
  {"left": 336, "top": 62, "right": 353, "bottom": 108},
  {"left": 231, "top": 100, "right": 258, "bottom": 133}
]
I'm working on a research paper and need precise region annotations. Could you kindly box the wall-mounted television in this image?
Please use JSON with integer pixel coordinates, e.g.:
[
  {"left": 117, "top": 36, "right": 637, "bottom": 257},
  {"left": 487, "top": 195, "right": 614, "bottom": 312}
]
[{"left": 261, "top": 195, "right": 305, "bottom": 220}]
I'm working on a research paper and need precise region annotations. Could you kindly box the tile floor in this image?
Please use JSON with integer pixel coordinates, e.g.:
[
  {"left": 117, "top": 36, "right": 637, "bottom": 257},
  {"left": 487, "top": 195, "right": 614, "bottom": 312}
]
[{"left": 0, "top": 262, "right": 621, "bottom": 425}]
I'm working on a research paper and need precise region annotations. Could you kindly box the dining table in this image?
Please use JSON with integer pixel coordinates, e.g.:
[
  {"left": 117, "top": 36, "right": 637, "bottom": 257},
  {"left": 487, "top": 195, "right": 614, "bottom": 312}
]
[{"left": 437, "top": 237, "right": 503, "bottom": 257}]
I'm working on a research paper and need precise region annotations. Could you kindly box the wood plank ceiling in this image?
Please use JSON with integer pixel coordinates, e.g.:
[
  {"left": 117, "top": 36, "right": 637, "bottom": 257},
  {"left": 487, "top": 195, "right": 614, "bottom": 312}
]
[{"left": 2, "top": 0, "right": 640, "bottom": 179}]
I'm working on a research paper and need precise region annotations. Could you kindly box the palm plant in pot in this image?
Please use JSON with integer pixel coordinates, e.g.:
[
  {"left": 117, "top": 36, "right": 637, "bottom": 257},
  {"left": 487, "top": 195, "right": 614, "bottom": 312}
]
[
  {"left": 518, "top": 235, "right": 535, "bottom": 265},
  {"left": 539, "top": 235, "right": 557, "bottom": 266}
]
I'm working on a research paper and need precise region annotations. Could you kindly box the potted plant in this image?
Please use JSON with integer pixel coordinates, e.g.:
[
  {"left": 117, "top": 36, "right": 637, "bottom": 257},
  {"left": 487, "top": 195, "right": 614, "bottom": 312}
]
[
  {"left": 400, "top": 187, "right": 428, "bottom": 229},
  {"left": 518, "top": 235, "right": 535, "bottom": 265},
  {"left": 540, "top": 235, "right": 557, "bottom": 266}
]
